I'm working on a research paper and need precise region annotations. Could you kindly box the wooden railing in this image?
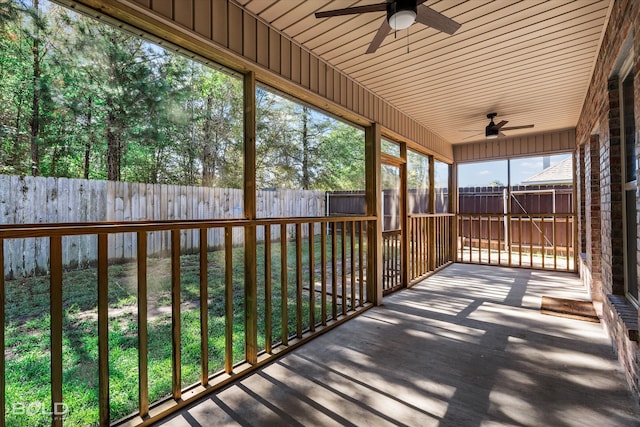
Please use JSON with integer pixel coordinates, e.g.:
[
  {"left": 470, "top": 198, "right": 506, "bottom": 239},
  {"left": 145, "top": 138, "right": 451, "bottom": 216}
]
[
  {"left": 0, "top": 216, "right": 373, "bottom": 426},
  {"left": 408, "top": 214, "right": 455, "bottom": 283},
  {"left": 382, "top": 229, "right": 401, "bottom": 293},
  {"left": 457, "top": 213, "right": 576, "bottom": 271}
]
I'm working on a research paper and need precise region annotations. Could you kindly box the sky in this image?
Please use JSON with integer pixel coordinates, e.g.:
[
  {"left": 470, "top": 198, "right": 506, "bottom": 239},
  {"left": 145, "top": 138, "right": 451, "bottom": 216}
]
[{"left": 457, "top": 154, "right": 572, "bottom": 187}]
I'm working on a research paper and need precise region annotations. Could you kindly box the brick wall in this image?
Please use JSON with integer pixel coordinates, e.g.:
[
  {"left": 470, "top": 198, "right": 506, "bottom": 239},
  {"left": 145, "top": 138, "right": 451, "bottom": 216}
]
[
  {"left": 576, "top": 0, "right": 639, "bottom": 403},
  {"left": 585, "top": 135, "right": 602, "bottom": 299},
  {"left": 577, "top": 145, "right": 586, "bottom": 255}
]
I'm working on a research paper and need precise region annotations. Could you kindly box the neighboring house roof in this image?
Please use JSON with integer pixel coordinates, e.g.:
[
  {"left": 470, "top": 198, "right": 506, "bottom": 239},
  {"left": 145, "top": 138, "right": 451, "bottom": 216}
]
[{"left": 522, "top": 157, "right": 573, "bottom": 185}]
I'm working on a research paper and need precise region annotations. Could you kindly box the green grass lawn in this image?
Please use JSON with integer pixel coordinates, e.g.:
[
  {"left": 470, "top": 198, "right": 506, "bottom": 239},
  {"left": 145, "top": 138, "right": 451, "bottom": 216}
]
[{"left": 4, "top": 231, "right": 364, "bottom": 426}]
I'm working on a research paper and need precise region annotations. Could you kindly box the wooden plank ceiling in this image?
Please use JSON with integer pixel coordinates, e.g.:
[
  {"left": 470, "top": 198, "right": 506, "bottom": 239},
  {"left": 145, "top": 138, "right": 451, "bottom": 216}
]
[{"left": 234, "top": 0, "right": 611, "bottom": 144}]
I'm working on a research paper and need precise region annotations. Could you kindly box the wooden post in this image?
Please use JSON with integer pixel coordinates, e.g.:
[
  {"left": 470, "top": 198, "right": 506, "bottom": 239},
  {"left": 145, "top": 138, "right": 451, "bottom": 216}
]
[
  {"left": 449, "top": 162, "right": 457, "bottom": 262},
  {"left": 572, "top": 153, "right": 578, "bottom": 271},
  {"left": 136, "top": 232, "right": 149, "bottom": 416},
  {"left": 199, "top": 229, "right": 209, "bottom": 384},
  {"left": 171, "top": 230, "right": 181, "bottom": 399},
  {"left": 50, "top": 236, "right": 63, "bottom": 427},
  {"left": 400, "top": 144, "right": 409, "bottom": 287},
  {"left": 365, "top": 123, "right": 383, "bottom": 305},
  {"left": 428, "top": 157, "right": 436, "bottom": 271},
  {"left": 244, "top": 70, "right": 258, "bottom": 365},
  {"left": 0, "top": 239, "right": 5, "bottom": 427},
  {"left": 224, "top": 227, "right": 234, "bottom": 373}
]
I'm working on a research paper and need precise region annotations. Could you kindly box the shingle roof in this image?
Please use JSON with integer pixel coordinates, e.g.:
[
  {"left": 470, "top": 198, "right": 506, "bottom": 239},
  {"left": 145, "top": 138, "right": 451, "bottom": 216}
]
[{"left": 522, "top": 157, "right": 573, "bottom": 185}]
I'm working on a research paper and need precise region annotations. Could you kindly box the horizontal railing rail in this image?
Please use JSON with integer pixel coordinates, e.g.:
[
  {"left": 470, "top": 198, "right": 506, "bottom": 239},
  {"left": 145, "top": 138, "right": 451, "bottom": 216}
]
[
  {"left": 0, "top": 215, "right": 374, "bottom": 426},
  {"left": 457, "top": 213, "right": 576, "bottom": 271}
]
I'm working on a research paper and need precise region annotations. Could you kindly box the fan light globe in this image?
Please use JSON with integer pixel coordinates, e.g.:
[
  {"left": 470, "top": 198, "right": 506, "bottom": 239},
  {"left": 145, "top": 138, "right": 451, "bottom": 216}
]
[{"left": 389, "top": 10, "right": 416, "bottom": 30}]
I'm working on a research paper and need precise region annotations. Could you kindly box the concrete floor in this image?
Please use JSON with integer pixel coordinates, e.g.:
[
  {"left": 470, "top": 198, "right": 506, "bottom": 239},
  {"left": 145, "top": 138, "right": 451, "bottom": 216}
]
[{"left": 157, "top": 264, "right": 640, "bottom": 427}]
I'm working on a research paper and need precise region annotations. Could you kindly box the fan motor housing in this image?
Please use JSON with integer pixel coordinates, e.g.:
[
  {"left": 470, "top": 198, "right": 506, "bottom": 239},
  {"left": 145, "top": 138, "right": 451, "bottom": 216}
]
[
  {"left": 485, "top": 122, "right": 499, "bottom": 138},
  {"left": 387, "top": 0, "right": 418, "bottom": 20}
]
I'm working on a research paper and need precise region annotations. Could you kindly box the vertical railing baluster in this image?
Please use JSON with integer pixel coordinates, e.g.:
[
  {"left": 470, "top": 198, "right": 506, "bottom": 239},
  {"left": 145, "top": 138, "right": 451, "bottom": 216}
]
[
  {"left": 553, "top": 215, "right": 558, "bottom": 270},
  {"left": 137, "top": 231, "right": 149, "bottom": 417},
  {"left": 0, "top": 238, "right": 5, "bottom": 427},
  {"left": 437, "top": 217, "right": 441, "bottom": 267},
  {"left": 265, "top": 225, "right": 272, "bottom": 353},
  {"left": 171, "top": 230, "right": 181, "bottom": 399},
  {"left": 497, "top": 216, "right": 501, "bottom": 265},
  {"left": 96, "top": 234, "right": 109, "bottom": 426},
  {"left": 414, "top": 218, "right": 418, "bottom": 272},
  {"left": 331, "top": 222, "right": 338, "bottom": 320},
  {"left": 448, "top": 216, "right": 452, "bottom": 262},
  {"left": 245, "top": 222, "right": 258, "bottom": 365},
  {"left": 350, "top": 221, "right": 356, "bottom": 311},
  {"left": 422, "top": 218, "right": 426, "bottom": 274},
  {"left": 358, "top": 221, "right": 364, "bottom": 306},
  {"left": 566, "top": 215, "right": 571, "bottom": 271},
  {"left": 341, "top": 221, "right": 347, "bottom": 315},
  {"left": 418, "top": 217, "right": 427, "bottom": 276},
  {"left": 507, "top": 215, "right": 512, "bottom": 267},
  {"left": 225, "top": 226, "right": 234, "bottom": 373},
  {"left": 431, "top": 217, "right": 436, "bottom": 269},
  {"left": 199, "top": 229, "right": 208, "bottom": 385},
  {"left": 413, "top": 218, "right": 418, "bottom": 276},
  {"left": 395, "top": 231, "right": 400, "bottom": 287},
  {"left": 50, "top": 236, "right": 63, "bottom": 427},
  {"left": 422, "top": 218, "right": 426, "bottom": 273},
  {"left": 439, "top": 216, "right": 443, "bottom": 266},
  {"left": 308, "top": 223, "right": 315, "bottom": 332},
  {"left": 382, "top": 234, "right": 387, "bottom": 290},
  {"left": 478, "top": 216, "right": 483, "bottom": 265},
  {"left": 321, "top": 222, "right": 327, "bottom": 325},
  {"left": 280, "top": 224, "right": 288, "bottom": 346},
  {"left": 469, "top": 216, "right": 473, "bottom": 263},
  {"left": 435, "top": 217, "right": 439, "bottom": 267},
  {"left": 458, "top": 216, "right": 462, "bottom": 262},
  {"left": 295, "top": 223, "right": 303, "bottom": 338},
  {"left": 409, "top": 218, "right": 414, "bottom": 280},
  {"left": 441, "top": 217, "right": 444, "bottom": 266},
  {"left": 540, "top": 216, "right": 547, "bottom": 269},
  {"left": 488, "top": 215, "right": 493, "bottom": 264},
  {"left": 407, "top": 218, "right": 412, "bottom": 280},
  {"left": 530, "top": 217, "right": 534, "bottom": 268},
  {"left": 438, "top": 217, "right": 443, "bottom": 266},
  {"left": 518, "top": 216, "right": 523, "bottom": 268}
]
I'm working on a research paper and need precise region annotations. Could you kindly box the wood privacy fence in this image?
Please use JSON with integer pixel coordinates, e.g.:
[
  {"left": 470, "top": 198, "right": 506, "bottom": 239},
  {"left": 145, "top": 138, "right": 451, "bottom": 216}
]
[
  {"left": 459, "top": 185, "right": 573, "bottom": 214},
  {"left": 0, "top": 175, "right": 325, "bottom": 278},
  {"left": 328, "top": 189, "right": 445, "bottom": 230}
]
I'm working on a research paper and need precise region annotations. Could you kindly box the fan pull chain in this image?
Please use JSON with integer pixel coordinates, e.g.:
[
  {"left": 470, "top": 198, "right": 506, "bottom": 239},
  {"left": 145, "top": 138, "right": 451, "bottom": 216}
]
[{"left": 406, "top": 28, "right": 409, "bottom": 54}]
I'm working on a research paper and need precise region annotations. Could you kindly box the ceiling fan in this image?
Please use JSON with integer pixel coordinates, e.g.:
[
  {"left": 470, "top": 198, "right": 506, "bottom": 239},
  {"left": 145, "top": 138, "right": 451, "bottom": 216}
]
[
  {"left": 462, "top": 113, "right": 534, "bottom": 140},
  {"left": 315, "top": 0, "right": 461, "bottom": 54}
]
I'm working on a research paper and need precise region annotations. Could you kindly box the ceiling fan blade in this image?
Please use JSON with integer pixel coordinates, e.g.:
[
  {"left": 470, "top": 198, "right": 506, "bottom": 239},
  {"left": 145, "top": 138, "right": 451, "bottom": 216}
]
[
  {"left": 415, "top": 4, "right": 461, "bottom": 34},
  {"left": 494, "top": 120, "right": 508, "bottom": 129},
  {"left": 499, "top": 132, "right": 507, "bottom": 138},
  {"left": 366, "top": 19, "right": 391, "bottom": 54},
  {"left": 417, "top": 0, "right": 428, "bottom": 4},
  {"left": 463, "top": 133, "right": 483, "bottom": 140},
  {"left": 315, "top": 3, "right": 387, "bottom": 18},
  {"left": 501, "top": 125, "right": 535, "bottom": 130}
]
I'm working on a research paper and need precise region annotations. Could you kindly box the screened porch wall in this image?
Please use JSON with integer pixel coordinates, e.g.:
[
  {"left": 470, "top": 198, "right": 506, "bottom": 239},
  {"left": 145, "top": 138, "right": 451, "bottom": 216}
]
[
  {"left": 70, "top": 0, "right": 453, "bottom": 162},
  {"left": 453, "top": 128, "right": 576, "bottom": 162}
]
